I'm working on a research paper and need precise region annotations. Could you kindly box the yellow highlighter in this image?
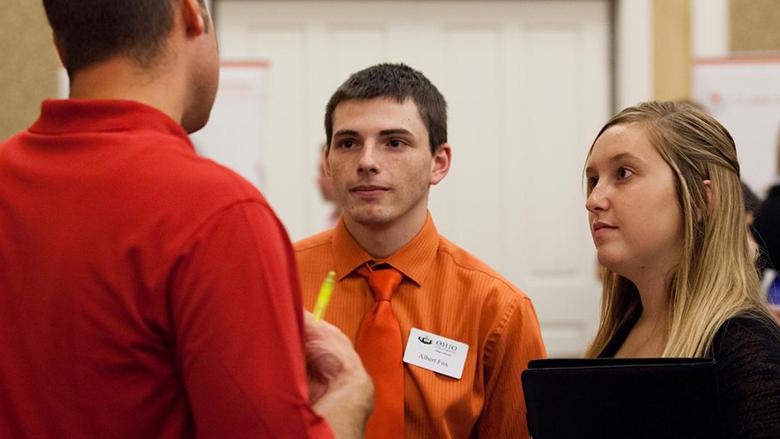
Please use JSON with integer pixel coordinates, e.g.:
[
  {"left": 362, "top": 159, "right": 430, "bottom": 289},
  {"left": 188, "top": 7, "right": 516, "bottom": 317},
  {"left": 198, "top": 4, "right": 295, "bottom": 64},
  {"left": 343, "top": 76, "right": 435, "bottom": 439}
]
[{"left": 312, "top": 270, "right": 336, "bottom": 320}]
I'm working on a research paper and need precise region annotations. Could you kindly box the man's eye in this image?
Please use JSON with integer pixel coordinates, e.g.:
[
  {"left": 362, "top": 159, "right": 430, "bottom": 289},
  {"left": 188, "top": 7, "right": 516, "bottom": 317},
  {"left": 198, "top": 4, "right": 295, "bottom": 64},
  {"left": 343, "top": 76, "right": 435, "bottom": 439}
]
[
  {"left": 387, "top": 139, "right": 404, "bottom": 148},
  {"left": 617, "top": 167, "right": 634, "bottom": 180},
  {"left": 338, "top": 140, "right": 355, "bottom": 149}
]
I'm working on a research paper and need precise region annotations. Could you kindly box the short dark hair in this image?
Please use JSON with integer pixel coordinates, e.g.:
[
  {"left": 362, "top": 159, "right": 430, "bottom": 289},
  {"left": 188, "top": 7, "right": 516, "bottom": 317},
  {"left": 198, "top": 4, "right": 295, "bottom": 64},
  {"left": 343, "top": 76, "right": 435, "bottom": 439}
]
[
  {"left": 43, "top": 0, "right": 208, "bottom": 75},
  {"left": 741, "top": 181, "right": 761, "bottom": 217},
  {"left": 324, "top": 63, "right": 447, "bottom": 154}
]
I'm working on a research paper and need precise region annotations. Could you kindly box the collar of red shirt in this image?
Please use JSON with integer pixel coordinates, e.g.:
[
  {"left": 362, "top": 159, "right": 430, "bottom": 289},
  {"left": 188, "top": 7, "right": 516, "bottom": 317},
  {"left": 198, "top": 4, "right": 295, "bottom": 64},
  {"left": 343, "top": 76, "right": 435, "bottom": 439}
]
[
  {"left": 30, "top": 99, "right": 191, "bottom": 144},
  {"left": 332, "top": 212, "right": 439, "bottom": 287}
]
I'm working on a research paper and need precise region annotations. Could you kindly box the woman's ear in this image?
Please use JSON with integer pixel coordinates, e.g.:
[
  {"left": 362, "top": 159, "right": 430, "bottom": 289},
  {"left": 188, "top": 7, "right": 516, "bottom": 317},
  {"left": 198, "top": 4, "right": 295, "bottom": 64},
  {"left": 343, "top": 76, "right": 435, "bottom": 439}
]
[{"left": 703, "top": 179, "right": 714, "bottom": 215}]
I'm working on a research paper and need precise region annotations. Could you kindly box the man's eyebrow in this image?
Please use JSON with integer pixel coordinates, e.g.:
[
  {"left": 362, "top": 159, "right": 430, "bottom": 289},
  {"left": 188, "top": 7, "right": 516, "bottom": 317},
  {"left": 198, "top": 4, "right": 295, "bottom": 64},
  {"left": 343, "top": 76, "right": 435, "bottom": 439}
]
[
  {"left": 378, "top": 128, "right": 414, "bottom": 137},
  {"left": 333, "top": 129, "right": 360, "bottom": 137}
]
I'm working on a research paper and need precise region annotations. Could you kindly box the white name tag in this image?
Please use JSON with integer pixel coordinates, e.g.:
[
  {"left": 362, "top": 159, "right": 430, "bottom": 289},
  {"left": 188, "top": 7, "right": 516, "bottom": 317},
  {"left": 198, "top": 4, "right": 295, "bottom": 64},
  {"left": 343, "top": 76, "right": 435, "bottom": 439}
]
[{"left": 403, "top": 327, "right": 469, "bottom": 379}]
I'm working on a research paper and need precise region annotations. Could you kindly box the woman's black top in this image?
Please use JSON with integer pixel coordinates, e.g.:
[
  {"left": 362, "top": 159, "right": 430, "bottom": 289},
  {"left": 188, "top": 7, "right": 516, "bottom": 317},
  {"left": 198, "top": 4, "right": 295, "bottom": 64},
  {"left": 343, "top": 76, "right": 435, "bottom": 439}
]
[{"left": 599, "top": 312, "right": 780, "bottom": 439}]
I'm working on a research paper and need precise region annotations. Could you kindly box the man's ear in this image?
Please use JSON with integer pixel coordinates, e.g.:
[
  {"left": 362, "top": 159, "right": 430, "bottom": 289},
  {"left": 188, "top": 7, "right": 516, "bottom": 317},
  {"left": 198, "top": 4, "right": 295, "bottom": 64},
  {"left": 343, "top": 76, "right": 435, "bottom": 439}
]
[
  {"left": 180, "top": 0, "right": 208, "bottom": 37},
  {"left": 430, "top": 143, "right": 451, "bottom": 185},
  {"left": 323, "top": 144, "right": 332, "bottom": 178},
  {"left": 52, "top": 34, "right": 66, "bottom": 68}
]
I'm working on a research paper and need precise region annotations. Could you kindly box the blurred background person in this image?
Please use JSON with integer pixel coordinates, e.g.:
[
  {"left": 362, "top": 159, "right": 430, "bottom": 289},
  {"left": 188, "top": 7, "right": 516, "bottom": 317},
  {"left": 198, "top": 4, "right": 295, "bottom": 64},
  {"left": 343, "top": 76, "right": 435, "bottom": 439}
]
[
  {"left": 742, "top": 181, "right": 762, "bottom": 262},
  {"left": 754, "top": 128, "right": 780, "bottom": 307},
  {"left": 317, "top": 142, "right": 341, "bottom": 227}
]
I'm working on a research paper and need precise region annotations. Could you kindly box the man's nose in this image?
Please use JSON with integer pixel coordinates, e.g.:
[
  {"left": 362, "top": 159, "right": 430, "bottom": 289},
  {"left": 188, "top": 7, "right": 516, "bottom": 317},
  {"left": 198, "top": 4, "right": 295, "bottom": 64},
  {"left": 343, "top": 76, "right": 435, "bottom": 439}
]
[{"left": 357, "top": 142, "right": 379, "bottom": 175}]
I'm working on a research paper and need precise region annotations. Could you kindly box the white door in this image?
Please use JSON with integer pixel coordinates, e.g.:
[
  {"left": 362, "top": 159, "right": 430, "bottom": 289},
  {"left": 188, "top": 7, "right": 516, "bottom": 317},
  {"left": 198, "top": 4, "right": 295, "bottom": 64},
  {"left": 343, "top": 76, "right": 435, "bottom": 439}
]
[{"left": 215, "top": 0, "right": 609, "bottom": 356}]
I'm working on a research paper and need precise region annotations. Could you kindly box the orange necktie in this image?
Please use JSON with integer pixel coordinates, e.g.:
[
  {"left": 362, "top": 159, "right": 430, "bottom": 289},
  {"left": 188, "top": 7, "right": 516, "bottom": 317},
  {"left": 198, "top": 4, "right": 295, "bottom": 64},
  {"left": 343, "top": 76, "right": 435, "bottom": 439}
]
[{"left": 356, "top": 263, "right": 405, "bottom": 439}]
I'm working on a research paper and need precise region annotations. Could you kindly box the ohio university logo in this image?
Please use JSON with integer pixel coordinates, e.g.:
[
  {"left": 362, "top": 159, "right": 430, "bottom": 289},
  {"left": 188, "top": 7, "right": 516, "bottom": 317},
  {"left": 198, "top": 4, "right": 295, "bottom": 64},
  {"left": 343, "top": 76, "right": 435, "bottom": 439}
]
[{"left": 435, "top": 340, "right": 458, "bottom": 353}]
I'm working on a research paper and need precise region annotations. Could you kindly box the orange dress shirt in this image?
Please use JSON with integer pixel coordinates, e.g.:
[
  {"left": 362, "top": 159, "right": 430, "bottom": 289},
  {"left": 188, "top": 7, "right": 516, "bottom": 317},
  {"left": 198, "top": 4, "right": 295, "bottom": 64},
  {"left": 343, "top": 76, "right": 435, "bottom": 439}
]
[{"left": 295, "top": 213, "right": 547, "bottom": 438}]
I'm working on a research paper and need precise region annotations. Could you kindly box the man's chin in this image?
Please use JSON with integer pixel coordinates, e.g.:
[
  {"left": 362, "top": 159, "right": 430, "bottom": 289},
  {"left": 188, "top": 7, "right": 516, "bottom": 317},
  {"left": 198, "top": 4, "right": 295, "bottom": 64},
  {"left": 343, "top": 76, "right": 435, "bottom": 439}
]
[{"left": 347, "top": 209, "right": 392, "bottom": 228}]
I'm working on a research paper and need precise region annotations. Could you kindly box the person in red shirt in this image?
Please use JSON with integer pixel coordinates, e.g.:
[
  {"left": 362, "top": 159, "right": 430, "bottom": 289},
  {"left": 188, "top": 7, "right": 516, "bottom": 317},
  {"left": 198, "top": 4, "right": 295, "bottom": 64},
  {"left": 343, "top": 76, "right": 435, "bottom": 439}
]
[{"left": 0, "top": 0, "right": 372, "bottom": 437}]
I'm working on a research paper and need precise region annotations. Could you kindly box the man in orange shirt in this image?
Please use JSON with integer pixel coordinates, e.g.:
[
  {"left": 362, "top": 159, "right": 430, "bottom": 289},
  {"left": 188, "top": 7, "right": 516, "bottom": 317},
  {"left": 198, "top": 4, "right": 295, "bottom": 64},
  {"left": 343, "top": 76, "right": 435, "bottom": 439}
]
[{"left": 296, "top": 63, "right": 547, "bottom": 438}]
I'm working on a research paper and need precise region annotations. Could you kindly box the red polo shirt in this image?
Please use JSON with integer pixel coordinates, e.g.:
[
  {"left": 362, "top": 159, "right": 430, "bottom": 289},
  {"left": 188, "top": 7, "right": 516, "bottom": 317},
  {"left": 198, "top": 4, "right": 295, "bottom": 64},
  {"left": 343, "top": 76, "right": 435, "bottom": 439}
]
[{"left": 0, "top": 99, "right": 332, "bottom": 438}]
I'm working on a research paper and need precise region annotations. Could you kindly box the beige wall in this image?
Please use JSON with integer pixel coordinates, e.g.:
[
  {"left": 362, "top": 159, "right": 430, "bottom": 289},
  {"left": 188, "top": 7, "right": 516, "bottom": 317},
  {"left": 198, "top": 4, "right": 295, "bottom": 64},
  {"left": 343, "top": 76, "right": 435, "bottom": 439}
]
[
  {"left": 0, "top": 0, "right": 59, "bottom": 141},
  {"left": 731, "top": 0, "right": 780, "bottom": 52},
  {"left": 652, "top": 0, "right": 691, "bottom": 100}
]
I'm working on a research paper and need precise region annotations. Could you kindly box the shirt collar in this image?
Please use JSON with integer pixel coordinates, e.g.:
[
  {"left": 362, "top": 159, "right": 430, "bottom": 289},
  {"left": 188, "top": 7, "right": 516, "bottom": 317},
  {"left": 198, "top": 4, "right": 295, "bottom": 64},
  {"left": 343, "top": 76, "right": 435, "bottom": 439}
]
[
  {"left": 332, "top": 212, "right": 439, "bottom": 286},
  {"left": 29, "top": 99, "right": 191, "bottom": 144}
]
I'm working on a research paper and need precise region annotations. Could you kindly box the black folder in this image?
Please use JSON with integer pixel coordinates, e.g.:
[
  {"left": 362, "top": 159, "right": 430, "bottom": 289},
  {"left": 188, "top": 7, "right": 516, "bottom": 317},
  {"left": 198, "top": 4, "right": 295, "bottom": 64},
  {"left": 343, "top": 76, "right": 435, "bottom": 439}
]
[{"left": 521, "top": 358, "right": 717, "bottom": 439}]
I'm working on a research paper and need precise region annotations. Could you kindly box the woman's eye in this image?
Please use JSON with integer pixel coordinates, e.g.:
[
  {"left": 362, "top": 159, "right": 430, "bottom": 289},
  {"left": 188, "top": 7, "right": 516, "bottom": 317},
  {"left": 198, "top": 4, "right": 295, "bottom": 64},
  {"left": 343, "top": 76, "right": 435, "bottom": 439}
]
[
  {"left": 586, "top": 176, "right": 598, "bottom": 193},
  {"left": 617, "top": 167, "right": 634, "bottom": 180}
]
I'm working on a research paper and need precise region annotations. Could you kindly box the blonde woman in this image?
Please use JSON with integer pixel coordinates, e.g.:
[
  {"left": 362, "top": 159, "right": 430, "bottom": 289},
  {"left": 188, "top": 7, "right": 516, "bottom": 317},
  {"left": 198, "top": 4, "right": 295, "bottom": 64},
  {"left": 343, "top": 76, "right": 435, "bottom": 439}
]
[{"left": 584, "top": 101, "right": 780, "bottom": 438}]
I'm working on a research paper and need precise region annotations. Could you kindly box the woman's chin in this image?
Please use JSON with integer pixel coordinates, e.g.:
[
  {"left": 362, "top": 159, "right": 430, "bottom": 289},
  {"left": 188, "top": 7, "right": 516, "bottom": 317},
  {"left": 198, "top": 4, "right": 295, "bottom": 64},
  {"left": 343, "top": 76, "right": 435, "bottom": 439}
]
[{"left": 596, "top": 251, "right": 624, "bottom": 275}]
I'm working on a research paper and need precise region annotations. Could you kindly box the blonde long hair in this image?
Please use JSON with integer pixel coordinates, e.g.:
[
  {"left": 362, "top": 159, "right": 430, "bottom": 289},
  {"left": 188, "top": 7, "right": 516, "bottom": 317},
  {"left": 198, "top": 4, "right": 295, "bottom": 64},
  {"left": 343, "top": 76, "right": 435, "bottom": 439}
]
[{"left": 585, "top": 101, "right": 769, "bottom": 358}]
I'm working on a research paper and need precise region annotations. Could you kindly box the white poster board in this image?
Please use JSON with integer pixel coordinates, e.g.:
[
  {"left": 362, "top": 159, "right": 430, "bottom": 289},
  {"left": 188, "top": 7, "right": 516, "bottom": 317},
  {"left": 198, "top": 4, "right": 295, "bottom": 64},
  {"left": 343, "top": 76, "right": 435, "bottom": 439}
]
[
  {"left": 692, "top": 57, "right": 780, "bottom": 195},
  {"left": 191, "top": 61, "right": 270, "bottom": 190},
  {"left": 60, "top": 62, "right": 270, "bottom": 190}
]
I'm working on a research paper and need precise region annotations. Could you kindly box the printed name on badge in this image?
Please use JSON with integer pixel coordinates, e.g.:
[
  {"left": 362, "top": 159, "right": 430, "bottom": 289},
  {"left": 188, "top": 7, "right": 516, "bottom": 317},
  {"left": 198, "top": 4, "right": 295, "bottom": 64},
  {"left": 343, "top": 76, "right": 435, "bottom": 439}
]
[{"left": 403, "top": 327, "right": 469, "bottom": 379}]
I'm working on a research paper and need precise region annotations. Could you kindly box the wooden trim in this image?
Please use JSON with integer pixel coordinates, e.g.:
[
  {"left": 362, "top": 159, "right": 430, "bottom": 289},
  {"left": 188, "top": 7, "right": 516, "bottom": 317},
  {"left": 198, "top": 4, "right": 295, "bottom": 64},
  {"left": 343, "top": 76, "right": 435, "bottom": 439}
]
[
  {"left": 693, "top": 55, "right": 780, "bottom": 65},
  {"left": 652, "top": 0, "right": 691, "bottom": 100}
]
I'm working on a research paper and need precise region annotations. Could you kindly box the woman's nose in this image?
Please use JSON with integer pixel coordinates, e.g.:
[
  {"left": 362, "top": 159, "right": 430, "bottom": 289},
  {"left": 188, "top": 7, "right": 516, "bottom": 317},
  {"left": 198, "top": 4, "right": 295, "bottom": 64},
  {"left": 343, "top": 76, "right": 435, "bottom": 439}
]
[{"left": 585, "top": 185, "right": 609, "bottom": 213}]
